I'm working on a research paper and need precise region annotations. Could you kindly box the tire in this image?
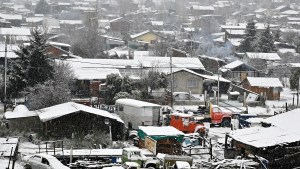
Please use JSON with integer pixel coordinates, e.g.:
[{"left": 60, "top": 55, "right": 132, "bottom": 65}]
[
  {"left": 221, "top": 119, "right": 231, "bottom": 127},
  {"left": 24, "top": 164, "right": 32, "bottom": 169},
  {"left": 146, "top": 164, "right": 157, "bottom": 169}
]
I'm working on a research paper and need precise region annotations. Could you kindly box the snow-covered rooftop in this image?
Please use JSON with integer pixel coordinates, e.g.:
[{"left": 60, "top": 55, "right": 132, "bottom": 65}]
[
  {"left": 73, "top": 68, "right": 121, "bottom": 80},
  {"left": 0, "top": 13, "right": 22, "bottom": 20},
  {"left": 5, "top": 105, "right": 37, "bottom": 119},
  {"left": 131, "top": 30, "right": 153, "bottom": 39},
  {"left": 0, "top": 27, "right": 31, "bottom": 36},
  {"left": 246, "top": 77, "right": 283, "bottom": 88},
  {"left": 115, "top": 99, "right": 161, "bottom": 108},
  {"left": 151, "top": 21, "right": 163, "bottom": 26},
  {"left": 287, "top": 17, "right": 300, "bottom": 21},
  {"left": 110, "top": 17, "right": 123, "bottom": 23},
  {"left": 191, "top": 5, "right": 214, "bottom": 11},
  {"left": 172, "top": 68, "right": 231, "bottom": 83},
  {"left": 246, "top": 52, "right": 281, "bottom": 61},
  {"left": 278, "top": 48, "right": 296, "bottom": 53},
  {"left": 228, "top": 38, "right": 243, "bottom": 47},
  {"left": 262, "top": 108, "right": 300, "bottom": 135},
  {"left": 220, "top": 60, "right": 243, "bottom": 71},
  {"left": 138, "top": 126, "right": 184, "bottom": 136},
  {"left": 286, "top": 63, "right": 300, "bottom": 68},
  {"left": 230, "top": 126, "right": 300, "bottom": 148},
  {"left": 37, "top": 102, "right": 123, "bottom": 123},
  {"left": 49, "top": 41, "right": 71, "bottom": 48},
  {"left": 25, "top": 17, "right": 44, "bottom": 23},
  {"left": 254, "top": 8, "right": 267, "bottom": 13},
  {"left": 59, "top": 20, "right": 83, "bottom": 25},
  {"left": 225, "top": 29, "right": 245, "bottom": 35},
  {"left": 281, "top": 10, "right": 298, "bottom": 15}
]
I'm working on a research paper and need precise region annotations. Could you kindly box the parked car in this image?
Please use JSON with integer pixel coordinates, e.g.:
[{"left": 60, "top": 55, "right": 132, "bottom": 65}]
[{"left": 23, "top": 153, "right": 69, "bottom": 169}]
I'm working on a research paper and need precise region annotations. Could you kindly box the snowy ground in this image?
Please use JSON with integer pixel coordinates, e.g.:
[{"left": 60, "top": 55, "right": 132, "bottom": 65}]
[
  {"left": 0, "top": 158, "right": 23, "bottom": 169},
  {"left": 0, "top": 88, "right": 296, "bottom": 167}
]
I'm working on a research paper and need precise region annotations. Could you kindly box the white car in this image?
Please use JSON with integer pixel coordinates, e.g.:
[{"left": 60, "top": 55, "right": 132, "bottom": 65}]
[{"left": 23, "top": 153, "right": 69, "bottom": 169}]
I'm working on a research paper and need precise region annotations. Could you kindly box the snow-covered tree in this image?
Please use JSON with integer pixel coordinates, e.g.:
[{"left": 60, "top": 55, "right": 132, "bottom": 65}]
[
  {"left": 274, "top": 28, "right": 281, "bottom": 42},
  {"left": 8, "top": 28, "right": 53, "bottom": 97},
  {"left": 103, "top": 74, "right": 133, "bottom": 104},
  {"left": 239, "top": 21, "right": 256, "bottom": 52},
  {"left": 35, "top": 0, "right": 50, "bottom": 14},
  {"left": 290, "top": 68, "right": 300, "bottom": 90},
  {"left": 71, "top": 17, "right": 105, "bottom": 58},
  {"left": 254, "top": 24, "right": 277, "bottom": 53},
  {"left": 24, "top": 62, "right": 75, "bottom": 110},
  {"left": 139, "top": 69, "right": 168, "bottom": 100}
]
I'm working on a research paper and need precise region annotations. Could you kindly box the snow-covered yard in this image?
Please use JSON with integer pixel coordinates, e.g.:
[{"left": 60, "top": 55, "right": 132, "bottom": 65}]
[{"left": 0, "top": 158, "right": 23, "bottom": 169}]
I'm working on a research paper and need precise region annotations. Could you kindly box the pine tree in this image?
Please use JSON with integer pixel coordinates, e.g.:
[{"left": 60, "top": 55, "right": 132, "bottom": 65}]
[
  {"left": 239, "top": 20, "right": 256, "bottom": 52},
  {"left": 8, "top": 28, "right": 53, "bottom": 97},
  {"left": 35, "top": 0, "right": 50, "bottom": 14},
  {"left": 290, "top": 68, "right": 300, "bottom": 90},
  {"left": 274, "top": 28, "right": 281, "bottom": 42},
  {"left": 254, "top": 24, "right": 277, "bottom": 53}
]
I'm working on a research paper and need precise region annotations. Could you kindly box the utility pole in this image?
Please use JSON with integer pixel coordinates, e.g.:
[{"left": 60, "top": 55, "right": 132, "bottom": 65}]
[
  {"left": 4, "top": 38, "right": 7, "bottom": 112},
  {"left": 169, "top": 48, "right": 174, "bottom": 109},
  {"left": 217, "top": 61, "right": 220, "bottom": 106}
]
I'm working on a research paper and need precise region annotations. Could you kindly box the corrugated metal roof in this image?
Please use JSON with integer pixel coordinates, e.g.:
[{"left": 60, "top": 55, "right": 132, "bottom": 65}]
[{"left": 37, "top": 102, "right": 123, "bottom": 123}]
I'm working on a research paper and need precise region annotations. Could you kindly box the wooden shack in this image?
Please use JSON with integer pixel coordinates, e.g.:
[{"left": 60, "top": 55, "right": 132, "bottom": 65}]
[
  {"left": 37, "top": 102, "right": 124, "bottom": 140},
  {"left": 137, "top": 126, "right": 184, "bottom": 155},
  {"left": 241, "top": 77, "right": 283, "bottom": 100},
  {"left": 226, "top": 108, "right": 300, "bottom": 168}
]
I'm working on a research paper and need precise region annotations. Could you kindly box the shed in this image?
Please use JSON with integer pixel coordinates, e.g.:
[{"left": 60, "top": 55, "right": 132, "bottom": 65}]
[
  {"left": 35, "top": 102, "right": 124, "bottom": 139},
  {"left": 137, "top": 126, "right": 184, "bottom": 155},
  {"left": 241, "top": 77, "right": 283, "bottom": 100},
  {"left": 227, "top": 108, "right": 300, "bottom": 168},
  {"left": 5, "top": 105, "right": 41, "bottom": 133}
]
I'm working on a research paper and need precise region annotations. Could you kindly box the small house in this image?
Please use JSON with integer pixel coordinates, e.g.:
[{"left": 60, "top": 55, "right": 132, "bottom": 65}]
[
  {"left": 220, "top": 60, "right": 260, "bottom": 82},
  {"left": 130, "top": 30, "right": 164, "bottom": 44},
  {"left": 167, "top": 68, "right": 231, "bottom": 95},
  {"left": 110, "top": 17, "right": 130, "bottom": 32},
  {"left": 241, "top": 77, "right": 283, "bottom": 100},
  {"left": 190, "top": 5, "right": 214, "bottom": 16},
  {"left": 244, "top": 52, "right": 281, "bottom": 70},
  {"left": 47, "top": 41, "right": 71, "bottom": 58},
  {"left": 137, "top": 126, "right": 184, "bottom": 155},
  {"left": 0, "top": 13, "right": 22, "bottom": 26}
]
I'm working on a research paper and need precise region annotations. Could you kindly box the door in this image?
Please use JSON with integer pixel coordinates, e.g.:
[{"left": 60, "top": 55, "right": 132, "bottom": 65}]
[
  {"left": 212, "top": 107, "right": 222, "bottom": 123},
  {"left": 29, "top": 156, "right": 42, "bottom": 169},
  {"left": 152, "top": 107, "right": 160, "bottom": 125}
]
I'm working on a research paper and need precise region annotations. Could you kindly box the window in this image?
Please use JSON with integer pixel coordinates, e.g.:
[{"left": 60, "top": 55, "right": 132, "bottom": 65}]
[
  {"left": 116, "top": 104, "right": 124, "bottom": 111},
  {"left": 187, "top": 79, "right": 197, "bottom": 88},
  {"left": 42, "top": 158, "right": 49, "bottom": 165},
  {"left": 174, "top": 116, "right": 179, "bottom": 120}
]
